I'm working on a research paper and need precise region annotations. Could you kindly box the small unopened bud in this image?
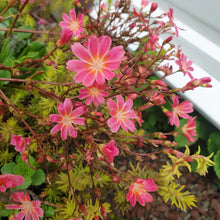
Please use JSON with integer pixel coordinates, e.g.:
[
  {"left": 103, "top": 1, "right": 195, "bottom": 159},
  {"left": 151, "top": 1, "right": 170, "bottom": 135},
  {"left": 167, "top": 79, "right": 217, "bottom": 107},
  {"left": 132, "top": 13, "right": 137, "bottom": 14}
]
[
  {"left": 127, "top": 93, "right": 137, "bottom": 100},
  {"left": 163, "top": 36, "right": 173, "bottom": 44},
  {"left": 13, "top": 69, "right": 20, "bottom": 76},
  {"left": 150, "top": 2, "right": 158, "bottom": 12},
  {"left": 56, "top": 29, "right": 73, "bottom": 47},
  {"left": 79, "top": 204, "right": 87, "bottom": 216},
  {"left": 21, "top": 151, "right": 28, "bottom": 161},
  {"left": 91, "top": 111, "right": 103, "bottom": 117},
  {"left": 112, "top": 175, "right": 120, "bottom": 184}
]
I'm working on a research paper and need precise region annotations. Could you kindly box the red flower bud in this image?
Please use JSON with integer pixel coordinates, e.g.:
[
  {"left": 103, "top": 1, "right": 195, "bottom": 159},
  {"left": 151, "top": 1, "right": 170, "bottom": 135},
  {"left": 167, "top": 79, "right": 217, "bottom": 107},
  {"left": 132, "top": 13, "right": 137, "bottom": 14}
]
[{"left": 150, "top": 3, "right": 158, "bottom": 12}]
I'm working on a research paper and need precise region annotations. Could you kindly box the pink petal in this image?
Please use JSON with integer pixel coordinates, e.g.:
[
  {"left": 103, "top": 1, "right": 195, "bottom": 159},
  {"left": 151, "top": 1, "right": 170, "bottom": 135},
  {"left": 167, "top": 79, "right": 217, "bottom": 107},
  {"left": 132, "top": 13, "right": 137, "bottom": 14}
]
[
  {"left": 116, "top": 95, "right": 124, "bottom": 109},
  {"left": 68, "top": 125, "right": 77, "bottom": 138},
  {"left": 71, "top": 107, "right": 84, "bottom": 117},
  {"left": 50, "top": 123, "right": 62, "bottom": 134},
  {"left": 102, "top": 68, "right": 115, "bottom": 80},
  {"left": 25, "top": 212, "right": 31, "bottom": 220},
  {"left": 83, "top": 72, "right": 96, "bottom": 87},
  {"left": 99, "top": 36, "right": 111, "bottom": 58},
  {"left": 144, "top": 179, "right": 158, "bottom": 192},
  {"left": 15, "top": 212, "right": 26, "bottom": 219},
  {"left": 59, "top": 21, "right": 70, "bottom": 29},
  {"left": 71, "top": 43, "right": 92, "bottom": 63},
  {"left": 123, "top": 119, "right": 136, "bottom": 132},
  {"left": 107, "top": 117, "right": 118, "bottom": 127},
  {"left": 69, "top": 9, "right": 76, "bottom": 20},
  {"left": 126, "top": 110, "right": 138, "bottom": 118},
  {"left": 72, "top": 118, "right": 85, "bottom": 125},
  {"left": 172, "top": 96, "right": 179, "bottom": 107},
  {"left": 96, "top": 94, "right": 105, "bottom": 104},
  {"left": 57, "top": 102, "right": 65, "bottom": 116},
  {"left": 0, "top": 186, "right": 6, "bottom": 192},
  {"left": 123, "top": 99, "right": 133, "bottom": 111},
  {"left": 88, "top": 35, "right": 99, "bottom": 58},
  {"left": 73, "top": 70, "right": 88, "bottom": 83},
  {"left": 66, "top": 60, "right": 91, "bottom": 73},
  {"left": 107, "top": 99, "right": 117, "bottom": 109},
  {"left": 77, "top": 13, "right": 84, "bottom": 24},
  {"left": 126, "top": 192, "right": 136, "bottom": 207},
  {"left": 63, "top": 98, "right": 73, "bottom": 115},
  {"left": 110, "top": 122, "right": 120, "bottom": 133},
  {"left": 96, "top": 72, "right": 105, "bottom": 84},
  {"left": 142, "top": 192, "right": 153, "bottom": 203},
  {"left": 49, "top": 114, "right": 62, "bottom": 123},
  {"left": 62, "top": 13, "right": 72, "bottom": 24},
  {"left": 104, "top": 46, "right": 125, "bottom": 61},
  {"left": 61, "top": 126, "right": 68, "bottom": 140},
  {"left": 136, "top": 193, "right": 145, "bottom": 206},
  {"left": 104, "top": 61, "right": 121, "bottom": 70},
  {"left": 85, "top": 96, "right": 93, "bottom": 105},
  {"left": 5, "top": 204, "right": 21, "bottom": 210},
  {"left": 170, "top": 113, "right": 179, "bottom": 127}
]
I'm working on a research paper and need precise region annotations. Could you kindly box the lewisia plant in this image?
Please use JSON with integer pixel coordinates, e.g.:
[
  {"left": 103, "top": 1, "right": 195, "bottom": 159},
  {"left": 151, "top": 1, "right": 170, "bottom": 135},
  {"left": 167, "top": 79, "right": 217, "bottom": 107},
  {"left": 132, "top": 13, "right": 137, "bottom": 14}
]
[{"left": 0, "top": 0, "right": 215, "bottom": 219}]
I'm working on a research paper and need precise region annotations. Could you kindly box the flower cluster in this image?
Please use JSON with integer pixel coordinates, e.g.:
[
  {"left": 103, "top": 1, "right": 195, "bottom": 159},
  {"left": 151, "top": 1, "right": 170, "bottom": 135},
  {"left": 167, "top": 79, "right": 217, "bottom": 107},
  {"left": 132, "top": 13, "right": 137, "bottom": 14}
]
[
  {"left": 0, "top": 1, "right": 215, "bottom": 219},
  {"left": 6, "top": 192, "right": 43, "bottom": 220},
  {"left": 0, "top": 173, "right": 24, "bottom": 193}
]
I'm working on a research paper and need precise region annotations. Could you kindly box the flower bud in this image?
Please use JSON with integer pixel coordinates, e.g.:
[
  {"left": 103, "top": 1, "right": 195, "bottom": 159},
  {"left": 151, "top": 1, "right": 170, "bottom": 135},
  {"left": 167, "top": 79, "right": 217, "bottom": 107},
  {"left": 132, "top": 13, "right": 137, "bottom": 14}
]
[
  {"left": 112, "top": 175, "right": 120, "bottom": 184},
  {"left": 150, "top": 2, "right": 158, "bottom": 12},
  {"left": 163, "top": 35, "right": 173, "bottom": 44},
  {"left": 56, "top": 29, "right": 73, "bottom": 47}
]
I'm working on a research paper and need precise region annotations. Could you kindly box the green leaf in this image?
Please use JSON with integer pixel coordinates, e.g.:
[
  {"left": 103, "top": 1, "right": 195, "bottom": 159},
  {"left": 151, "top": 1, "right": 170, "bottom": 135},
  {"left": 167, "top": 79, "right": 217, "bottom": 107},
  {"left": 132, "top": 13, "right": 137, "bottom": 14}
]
[
  {"left": 31, "top": 169, "right": 45, "bottom": 186},
  {"left": 1, "top": 162, "right": 16, "bottom": 174},
  {"left": 15, "top": 25, "right": 32, "bottom": 40},
  {"left": 45, "top": 206, "right": 55, "bottom": 217},
  {"left": 207, "top": 131, "right": 220, "bottom": 154},
  {"left": 18, "top": 41, "right": 46, "bottom": 62},
  {"left": 214, "top": 150, "right": 220, "bottom": 179},
  {"left": 0, "top": 39, "right": 15, "bottom": 66},
  {"left": 0, "top": 70, "right": 11, "bottom": 86},
  {"left": 174, "top": 134, "right": 188, "bottom": 147}
]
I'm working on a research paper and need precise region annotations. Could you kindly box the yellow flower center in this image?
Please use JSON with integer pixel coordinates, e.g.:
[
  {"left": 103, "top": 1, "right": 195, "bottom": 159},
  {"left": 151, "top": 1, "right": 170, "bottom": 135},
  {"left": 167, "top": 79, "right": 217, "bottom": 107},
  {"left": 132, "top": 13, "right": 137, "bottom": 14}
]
[
  {"left": 21, "top": 201, "right": 33, "bottom": 212},
  {"left": 89, "top": 87, "right": 99, "bottom": 96},
  {"left": 92, "top": 58, "right": 104, "bottom": 71},
  {"left": 132, "top": 182, "right": 145, "bottom": 194},
  {"left": 116, "top": 110, "right": 127, "bottom": 121},
  {"left": 70, "top": 21, "right": 79, "bottom": 31},
  {"left": 62, "top": 115, "right": 71, "bottom": 125}
]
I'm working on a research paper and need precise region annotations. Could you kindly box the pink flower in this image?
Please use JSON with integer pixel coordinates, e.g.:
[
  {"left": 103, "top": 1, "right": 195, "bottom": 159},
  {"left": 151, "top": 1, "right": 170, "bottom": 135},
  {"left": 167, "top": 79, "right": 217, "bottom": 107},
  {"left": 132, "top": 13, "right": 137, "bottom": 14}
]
[
  {"left": 49, "top": 98, "right": 85, "bottom": 140},
  {"left": 0, "top": 174, "right": 24, "bottom": 192},
  {"left": 59, "top": 8, "right": 84, "bottom": 37},
  {"left": 176, "top": 53, "right": 194, "bottom": 79},
  {"left": 6, "top": 192, "right": 43, "bottom": 220},
  {"left": 141, "top": 0, "right": 149, "bottom": 9},
  {"left": 165, "top": 95, "right": 193, "bottom": 127},
  {"left": 66, "top": 35, "right": 125, "bottom": 87},
  {"left": 167, "top": 7, "right": 179, "bottom": 37},
  {"left": 100, "top": 140, "right": 119, "bottom": 163},
  {"left": 126, "top": 178, "right": 158, "bottom": 207},
  {"left": 56, "top": 29, "right": 74, "bottom": 47},
  {"left": 78, "top": 82, "right": 108, "bottom": 106},
  {"left": 10, "top": 135, "right": 31, "bottom": 154},
  {"left": 107, "top": 95, "right": 138, "bottom": 133},
  {"left": 145, "top": 34, "right": 160, "bottom": 51},
  {"left": 183, "top": 77, "right": 212, "bottom": 91},
  {"left": 181, "top": 116, "right": 197, "bottom": 144}
]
